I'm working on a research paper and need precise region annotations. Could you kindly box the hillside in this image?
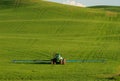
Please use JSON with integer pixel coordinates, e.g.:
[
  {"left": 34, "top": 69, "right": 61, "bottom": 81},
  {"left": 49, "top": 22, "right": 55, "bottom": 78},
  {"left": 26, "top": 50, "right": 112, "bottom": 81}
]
[
  {"left": 89, "top": 5, "right": 120, "bottom": 12},
  {"left": 0, "top": 0, "right": 120, "bottom": 81}
]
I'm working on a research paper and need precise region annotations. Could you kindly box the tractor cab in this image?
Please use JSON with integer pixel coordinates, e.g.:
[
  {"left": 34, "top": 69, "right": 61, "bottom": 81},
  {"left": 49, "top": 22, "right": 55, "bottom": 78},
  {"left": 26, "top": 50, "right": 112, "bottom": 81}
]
[{"left": 51, "top": 53, "right": 66, "bottom": 64}]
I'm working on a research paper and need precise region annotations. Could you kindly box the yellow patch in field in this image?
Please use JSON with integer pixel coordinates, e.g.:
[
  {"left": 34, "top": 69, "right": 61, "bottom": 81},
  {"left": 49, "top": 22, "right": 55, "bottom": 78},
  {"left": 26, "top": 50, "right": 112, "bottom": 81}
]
[{"left": 106, "top": 11, "right": 118, "bottom": 17}]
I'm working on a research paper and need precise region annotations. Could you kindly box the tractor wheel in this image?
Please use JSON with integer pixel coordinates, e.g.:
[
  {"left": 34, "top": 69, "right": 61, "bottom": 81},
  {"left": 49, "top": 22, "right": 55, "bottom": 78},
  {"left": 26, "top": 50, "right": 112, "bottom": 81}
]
[
  {"left": 60, "top": 59, "right": 63, "bottom": 64},
  {"left": 53, "top": 61, "right": 56, "bottom": 64},
  {"left": 62, "top": 59, "right": 66, "bottom": 65},
  {"left": 51, "top": 59, "right": 56, "bottom": 64}
]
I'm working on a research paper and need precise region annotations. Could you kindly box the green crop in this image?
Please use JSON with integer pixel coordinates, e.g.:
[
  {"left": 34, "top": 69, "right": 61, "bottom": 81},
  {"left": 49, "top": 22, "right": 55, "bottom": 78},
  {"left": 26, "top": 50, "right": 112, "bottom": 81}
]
[{"left": 0, "top": 0, "right": 120, "bottom": 81}]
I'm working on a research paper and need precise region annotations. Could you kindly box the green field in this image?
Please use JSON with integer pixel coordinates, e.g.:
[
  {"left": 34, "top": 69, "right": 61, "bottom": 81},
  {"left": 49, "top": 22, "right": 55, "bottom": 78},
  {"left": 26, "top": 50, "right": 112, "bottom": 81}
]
[{"left": 0, "top": 0, "right": 120, "bottom": 81}]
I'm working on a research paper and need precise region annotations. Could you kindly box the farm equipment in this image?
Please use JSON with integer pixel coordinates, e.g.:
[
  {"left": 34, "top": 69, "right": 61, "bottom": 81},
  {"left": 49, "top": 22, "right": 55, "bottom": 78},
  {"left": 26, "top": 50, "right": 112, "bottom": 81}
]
[
  {"left": 13, "top": 53, "right": 66, "bottom": 65},
  {"left": 51, "top": 53, "right": 66, "bottom": 64},
  {"left": 13, "top": 59, "right": 105, "bottom": 64},
  {"left": 12, "top": 53, "right": 106, "bottom": 64}
]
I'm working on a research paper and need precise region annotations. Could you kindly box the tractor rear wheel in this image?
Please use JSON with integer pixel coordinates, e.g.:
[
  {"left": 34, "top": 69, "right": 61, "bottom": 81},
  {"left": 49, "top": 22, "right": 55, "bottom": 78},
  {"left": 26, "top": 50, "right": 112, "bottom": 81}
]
[
  {"left": 60, "top": 59, "right": 63, "bottom": 64},
  {"left": 51, "top": 59, "right": 56, "bottom": 64},
  {"left": 62, "top": 59, "right": 66, "bottom": 64}
]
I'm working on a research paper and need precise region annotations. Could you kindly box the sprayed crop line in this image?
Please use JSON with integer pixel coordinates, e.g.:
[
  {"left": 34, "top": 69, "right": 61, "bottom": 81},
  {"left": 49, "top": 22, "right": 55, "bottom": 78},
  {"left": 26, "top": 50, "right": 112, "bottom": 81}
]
[
  {"left": 28, "top": 39, "right": 38, "bottom": 47},
  {"left": 55, "top": 21, "right": 67, "bottom": 34},
  {"left": 83, "top": 23, "right": 110, "bottom": 60},
  {"left": 0, "top": 19, "right": 119, "bottom": 24},
  {"left": 2, "top": 47, "right": 50, "bottom": 59},
  {"left": 0, "top": 35, "right": 119, "bottom": 44},
  {"left": 14, "top": 24, "right": 23, "bottom": 33}
]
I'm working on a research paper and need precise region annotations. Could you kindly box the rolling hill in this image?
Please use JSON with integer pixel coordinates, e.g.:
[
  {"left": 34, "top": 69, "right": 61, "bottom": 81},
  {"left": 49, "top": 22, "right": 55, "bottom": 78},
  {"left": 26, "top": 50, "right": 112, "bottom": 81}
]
[
  {"left": 89, "top": 5, "right": 120, "bottom": 12},
  {"left": 0, "top": 0, "right": 120, "bottom": 81}
]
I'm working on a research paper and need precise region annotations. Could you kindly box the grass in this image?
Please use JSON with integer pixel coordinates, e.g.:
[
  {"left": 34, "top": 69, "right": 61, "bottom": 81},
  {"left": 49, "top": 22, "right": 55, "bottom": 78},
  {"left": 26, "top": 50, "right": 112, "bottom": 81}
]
[{"left": 0, "top": 0, "right": 120, "bottom": 81}]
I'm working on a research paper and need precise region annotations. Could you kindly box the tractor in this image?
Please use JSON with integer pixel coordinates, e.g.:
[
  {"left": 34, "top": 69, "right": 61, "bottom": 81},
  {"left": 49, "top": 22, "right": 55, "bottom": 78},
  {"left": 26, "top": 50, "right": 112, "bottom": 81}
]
[{"left": 51, "top": 53, "right": 66, "bottom": 64}]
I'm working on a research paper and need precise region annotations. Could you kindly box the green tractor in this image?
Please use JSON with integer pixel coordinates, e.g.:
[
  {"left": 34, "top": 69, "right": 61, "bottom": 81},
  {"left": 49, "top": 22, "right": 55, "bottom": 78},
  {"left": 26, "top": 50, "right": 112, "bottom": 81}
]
[{"left": 51, "top": 53, "right": 66, "bottom": 64}]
